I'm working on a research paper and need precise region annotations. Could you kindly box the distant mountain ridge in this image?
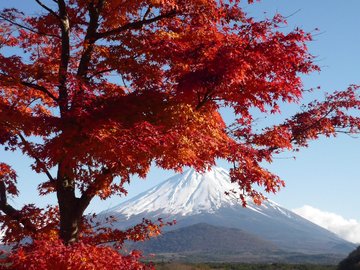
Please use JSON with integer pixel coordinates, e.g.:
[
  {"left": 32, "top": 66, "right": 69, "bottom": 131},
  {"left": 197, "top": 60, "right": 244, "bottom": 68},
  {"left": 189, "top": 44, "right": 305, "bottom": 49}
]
[{"left": 100, "top": 167, "right": 356, "bottom": 262}]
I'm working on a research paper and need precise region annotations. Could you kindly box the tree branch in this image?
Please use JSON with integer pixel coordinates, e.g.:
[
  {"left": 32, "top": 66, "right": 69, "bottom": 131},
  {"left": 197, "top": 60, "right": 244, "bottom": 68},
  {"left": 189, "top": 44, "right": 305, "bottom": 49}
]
[
  {"left": 95, "top": 10, "right": 177, "bottom": 40},
  {"left": 18, "top": 133, "right": 56, "bottom": 183},
  {"left": 142, "top": 5, "right": 152, "bottom": 20},
  {"left": 0, "top": 181, "right": 37, "bottom": 232},
  {"left": 35, "top": 0, "right": 59, "bottom": 18},
  {"left": 88, "top": 68, "right": 116, "bottom": 79},
  {"left": 78, "top": 167, "right": 113, "bottom": 213},
  {"left": 195, "top": 88, "right": 216, "bottom": 110},
  {"left": 57, "top": 0, "right": 70, "bottom": 113},
  {"left": 0, "top": 14, "right": 60, "bottom": 39},
  {"left": 0, "top": 72, "right": 59, "bottom": 102},
  {"left": 21, "top": 81, "right": 59, "bottom": 102},
  {"left": 77, "top": 0, "right": 104, "bottom": 78}
]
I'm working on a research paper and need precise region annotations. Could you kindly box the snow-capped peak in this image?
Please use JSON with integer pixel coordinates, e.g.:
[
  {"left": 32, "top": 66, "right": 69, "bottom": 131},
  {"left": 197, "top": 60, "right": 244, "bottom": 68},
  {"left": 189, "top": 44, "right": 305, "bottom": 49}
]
[{"left": 106, "top": 167, "right": 245, "bottom": 217}]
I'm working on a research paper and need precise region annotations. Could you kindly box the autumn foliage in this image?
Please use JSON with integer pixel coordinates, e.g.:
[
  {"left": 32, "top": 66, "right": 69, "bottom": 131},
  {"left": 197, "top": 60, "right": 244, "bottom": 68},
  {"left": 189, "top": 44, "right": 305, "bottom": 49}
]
[
  {"left": 0, "top": 0, "right": 359, "bottom": 269},
  {"left": 1, "top": 240, "right": 150, "bottom": 270}
]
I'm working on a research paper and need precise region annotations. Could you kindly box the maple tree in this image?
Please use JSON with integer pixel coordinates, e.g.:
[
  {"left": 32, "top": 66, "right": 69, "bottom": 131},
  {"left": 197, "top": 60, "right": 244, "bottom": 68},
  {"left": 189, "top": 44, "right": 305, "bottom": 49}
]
[{"left": 0, "top": 0, "right": 359, "bottom": 269}]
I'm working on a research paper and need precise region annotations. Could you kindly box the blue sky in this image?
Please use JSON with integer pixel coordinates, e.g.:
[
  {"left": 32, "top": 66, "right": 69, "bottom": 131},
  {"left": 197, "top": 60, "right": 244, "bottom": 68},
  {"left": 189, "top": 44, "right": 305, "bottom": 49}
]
[{"left": 1, "top": 1, "right": 360, "bottom": 239}]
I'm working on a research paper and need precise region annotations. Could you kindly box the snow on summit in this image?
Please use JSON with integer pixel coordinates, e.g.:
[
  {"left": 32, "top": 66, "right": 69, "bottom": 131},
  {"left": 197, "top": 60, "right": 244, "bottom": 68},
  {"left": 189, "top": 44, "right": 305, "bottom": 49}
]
[{"left": 106, "top": 167, "right": 273, "bottom": 217}]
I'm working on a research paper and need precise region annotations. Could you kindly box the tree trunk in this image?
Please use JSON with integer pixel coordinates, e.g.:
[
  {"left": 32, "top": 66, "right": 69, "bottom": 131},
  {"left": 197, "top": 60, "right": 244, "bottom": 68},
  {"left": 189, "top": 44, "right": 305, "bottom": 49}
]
[
  {"left": 58, "top": 197, "right": 81, "bottom": 244},
  {"left": 56, "top": 163, "right": 82, "bottom": 244}
]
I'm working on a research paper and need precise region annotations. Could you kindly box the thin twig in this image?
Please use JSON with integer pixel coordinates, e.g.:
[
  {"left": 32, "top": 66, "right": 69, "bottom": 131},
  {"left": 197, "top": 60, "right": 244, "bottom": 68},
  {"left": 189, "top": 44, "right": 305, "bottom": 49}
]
[
  {"left": 0, "top": 14, "right": 60, "bottom": 39},
  {"left": 95, "top": 10, "right": 177, "bottom": 39},
  {"left": 88, "top": 68, "right": 116, "bottom": 79},
  {"left": 35, "top": 0, "right": 59, "bottom": 18}
]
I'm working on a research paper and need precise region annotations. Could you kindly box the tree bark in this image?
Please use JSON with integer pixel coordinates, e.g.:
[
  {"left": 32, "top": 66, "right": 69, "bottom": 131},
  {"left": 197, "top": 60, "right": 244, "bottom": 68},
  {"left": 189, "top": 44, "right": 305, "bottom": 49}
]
[
  {"left": 56, "top": 162, "right": 82, "bottom": 244},
  {"left": 58, "top": 204, "right": 80, "bottom": 244},
  {"left": 56, "top": 161, "right": 96, "bottom": 244}
]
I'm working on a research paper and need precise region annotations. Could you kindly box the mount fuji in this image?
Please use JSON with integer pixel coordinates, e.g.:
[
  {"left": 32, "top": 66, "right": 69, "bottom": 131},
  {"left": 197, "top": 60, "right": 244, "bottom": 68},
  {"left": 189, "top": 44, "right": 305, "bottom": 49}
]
[{"left": 100, "top": 167, "right": 355, "bottom": 262}]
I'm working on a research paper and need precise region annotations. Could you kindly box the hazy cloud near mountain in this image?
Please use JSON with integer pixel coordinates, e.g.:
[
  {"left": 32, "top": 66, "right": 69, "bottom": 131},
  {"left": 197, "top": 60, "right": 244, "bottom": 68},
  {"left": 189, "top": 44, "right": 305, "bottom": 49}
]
[{"left": 293, "top": 205, "right": 360, "bottom": 244}]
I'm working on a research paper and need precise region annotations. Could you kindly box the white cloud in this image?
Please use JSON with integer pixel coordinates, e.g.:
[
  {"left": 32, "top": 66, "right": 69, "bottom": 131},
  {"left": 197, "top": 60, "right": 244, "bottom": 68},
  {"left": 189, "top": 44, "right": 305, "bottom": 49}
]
[{"left": 292, "top": 205, "right": 360, "bottom": 244}]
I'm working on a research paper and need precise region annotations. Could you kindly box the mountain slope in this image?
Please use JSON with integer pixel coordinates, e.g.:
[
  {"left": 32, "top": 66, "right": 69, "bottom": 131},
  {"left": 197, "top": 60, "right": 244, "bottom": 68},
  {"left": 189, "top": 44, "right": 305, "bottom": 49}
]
[
  {"left": 130, "top": 223, "right": 279, "bottom": 254},
  {"left": 101, "top": 167, "right": 355, "bottom": 257}
]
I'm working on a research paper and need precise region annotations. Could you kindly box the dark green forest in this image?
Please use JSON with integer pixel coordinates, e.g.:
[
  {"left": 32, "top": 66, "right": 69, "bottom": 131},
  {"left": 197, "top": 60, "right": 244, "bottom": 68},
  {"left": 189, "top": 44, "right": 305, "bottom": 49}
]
[{"left": 155, "top": 263, "right": 336, "bottom": 270}]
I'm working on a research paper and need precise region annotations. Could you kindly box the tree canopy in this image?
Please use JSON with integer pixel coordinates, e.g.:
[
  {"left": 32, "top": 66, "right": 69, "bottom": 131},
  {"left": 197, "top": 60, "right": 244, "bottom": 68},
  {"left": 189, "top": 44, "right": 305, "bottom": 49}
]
[{"left": 0, "top": 0, "right": 359, "bottom": 269}]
